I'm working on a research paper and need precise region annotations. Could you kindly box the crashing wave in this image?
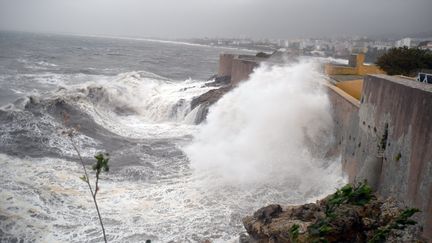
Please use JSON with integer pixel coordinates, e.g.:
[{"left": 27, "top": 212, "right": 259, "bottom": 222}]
[{"left": 0, "top": 71, "right": 217, "bottom": 157}]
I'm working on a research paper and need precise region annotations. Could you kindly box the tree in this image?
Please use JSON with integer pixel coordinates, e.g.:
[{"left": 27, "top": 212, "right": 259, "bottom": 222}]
[{"left": 376, "top": 47, "right": 432, "bottom": 76}]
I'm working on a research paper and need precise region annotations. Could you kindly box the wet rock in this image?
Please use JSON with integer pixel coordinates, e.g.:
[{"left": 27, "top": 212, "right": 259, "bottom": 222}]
[
  {"left": 205, "top": 75, "right": 231, "bottom": 87},
  {"left": 290, "top": 203, "right": 321, "bottom": 221},
  {"left": 243, "top": 184, "right": 425, "bottom": 243},
  {"left": 191, "top": 85, "right": 232, "bottom": 111},
  {"left": 190, "top": 85, "right": 232, "bottom": 124},
  {"left": 253, "top": 204, "right": 283, "bottom": 224}
]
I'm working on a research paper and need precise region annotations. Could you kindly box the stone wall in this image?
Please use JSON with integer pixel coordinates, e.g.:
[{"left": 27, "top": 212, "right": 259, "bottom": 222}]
[
  {"left": 217, "top": 54, "right": 260, "bottom": 86},
  {"left": 360, "top": 75, "right": 432, "bottom": 239},
  {"left": 230, "top": 58, "right": 259, "bottom": 86},
  {"left": 326, "top": 85, "right": 360, "bottom": 179},
  {"left": 329, "top": 75, "right": 432, "bottom": 239},
  {"left": 218, "top": 54, "right": 235, "bottom": 77}
]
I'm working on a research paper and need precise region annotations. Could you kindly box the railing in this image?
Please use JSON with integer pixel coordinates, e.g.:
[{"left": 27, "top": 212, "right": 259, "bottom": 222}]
[{"left": 416, "top": 73, "right": 432, "bottom": 84}]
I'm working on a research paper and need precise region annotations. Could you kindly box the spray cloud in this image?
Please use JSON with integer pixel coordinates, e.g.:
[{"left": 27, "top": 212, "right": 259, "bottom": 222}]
[{"left": 185, "top": 61, "right": 344, "bottom": 190}]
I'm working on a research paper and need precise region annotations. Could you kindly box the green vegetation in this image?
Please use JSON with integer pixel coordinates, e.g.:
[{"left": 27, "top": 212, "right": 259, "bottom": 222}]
[
  {"left": 325, "top": 182, "right": 373, "bottom": 215},
  {"left": 308, "top": 182, "right": 419, "bottom": 242},
  {"left": 289, "top": 224, "right": 300, "bottom": 242},
  {"left": 369, "top": 208, "right": 421, "bottom": 243},
  {"left": 309, "top": 182, "right": 374, "bottom": 241},
  {"left": 395, "top": 152, "right": 402, "bottom": 162},
  {"left": 245, "top": 182, "right": 422, "bottom": 242},
  {"left": 376, "top": 47, "right": 432, "bottom": 76}
]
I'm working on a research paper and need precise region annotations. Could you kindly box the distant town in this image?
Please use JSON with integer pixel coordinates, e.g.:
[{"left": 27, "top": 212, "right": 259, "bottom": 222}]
[{"left": 182, "top": 35, "right": 432, "bottom": 63}]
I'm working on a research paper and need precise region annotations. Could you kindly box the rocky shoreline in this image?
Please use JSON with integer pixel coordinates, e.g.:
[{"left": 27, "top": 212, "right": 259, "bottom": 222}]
[
  {"left": 240, "top": 183, "right": 425, "bottom": 243},
  {"left": 191, "top": 75, "right": 233, "bottom": 124}
]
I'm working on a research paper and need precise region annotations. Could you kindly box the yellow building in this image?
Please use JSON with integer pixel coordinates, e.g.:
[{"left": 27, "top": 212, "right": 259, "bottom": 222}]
[
  {"left": 325, "top": 53, "right": 386, "bottom": 101},
  {"left": 325, "top": 53, "right": 385, "bottom": 76}
]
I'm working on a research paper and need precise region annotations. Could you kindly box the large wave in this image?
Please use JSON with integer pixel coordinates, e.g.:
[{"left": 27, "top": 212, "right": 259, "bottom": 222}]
[
  {"left": 186, "top": 61, "right": 344, "bottom": 189},
  {"left": 0, "top": 71, "right": 215, "bottom": 158}
]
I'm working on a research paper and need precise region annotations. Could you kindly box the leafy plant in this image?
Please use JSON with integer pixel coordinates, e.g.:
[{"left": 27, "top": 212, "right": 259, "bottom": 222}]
[
  {"left": 308, "top": 182, "right": 419, "bottom": 243},
  {"left": 309, "top": 182, "right": 373, "bottom": 241},
  {"left": 325, "top": 182, "right": 373, "bottom": 215},
  {"left": 63, "top": 113, "right": 109, "bottom": 243},
  {"left": 289, "top": 224, "right": 300, "bottom": 242},
  {"left": 369, "top": 208, "right": 420, "bottom": 243}
]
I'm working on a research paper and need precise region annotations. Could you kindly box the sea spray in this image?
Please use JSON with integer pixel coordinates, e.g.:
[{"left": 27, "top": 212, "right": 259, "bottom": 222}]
[{"left": 185, "top": 61, "right": 344, "bottom": 189}]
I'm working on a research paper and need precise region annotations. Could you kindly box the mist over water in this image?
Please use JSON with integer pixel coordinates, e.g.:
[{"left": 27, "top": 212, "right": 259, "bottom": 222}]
[{"left": 187, "top": 61, "right": 342, "bottom": 187}]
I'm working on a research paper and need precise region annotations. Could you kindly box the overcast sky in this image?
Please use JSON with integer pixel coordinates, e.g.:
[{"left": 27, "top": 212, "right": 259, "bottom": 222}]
[{"left": 0, "top": 0, "right": 431, "bottom": 39}]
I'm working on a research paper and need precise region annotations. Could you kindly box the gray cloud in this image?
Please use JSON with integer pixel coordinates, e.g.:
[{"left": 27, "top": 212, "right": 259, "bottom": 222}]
[{"left": 0, "top": 0, "right": 431, "bottom": 38}]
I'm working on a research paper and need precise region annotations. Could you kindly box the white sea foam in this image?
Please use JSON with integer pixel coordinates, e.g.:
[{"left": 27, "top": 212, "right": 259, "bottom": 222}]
[
  {"left": 57, "top": 71, "right": 216, "bottom": 138},
  {"left": 35, "top": 61, "right": 58, "bottom": 67}
]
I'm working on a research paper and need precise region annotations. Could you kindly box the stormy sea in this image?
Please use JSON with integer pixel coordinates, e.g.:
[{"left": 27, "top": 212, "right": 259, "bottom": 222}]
[{"left": 0, "top": 31, "right": 345, "bottom": 242}]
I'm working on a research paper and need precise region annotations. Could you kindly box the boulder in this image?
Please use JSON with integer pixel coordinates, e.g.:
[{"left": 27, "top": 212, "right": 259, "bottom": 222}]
[
  {"left": 190, "top": 85, "right": 232, "bottom": 124},
  {"left": 242, "top": 183, "right": 425, "bottom": 243}
]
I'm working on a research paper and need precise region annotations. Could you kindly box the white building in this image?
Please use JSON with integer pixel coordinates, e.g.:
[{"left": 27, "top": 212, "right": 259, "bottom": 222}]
[
  {"left": 395, "top": 38, "right": 411, "bottom": 48},
  {"left": 418, "top": 41, "right": 432, "bottom": 50}
]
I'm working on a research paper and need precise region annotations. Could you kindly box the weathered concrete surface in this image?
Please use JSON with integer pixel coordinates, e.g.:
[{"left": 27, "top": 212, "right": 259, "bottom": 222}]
[
  {"left": 218, "top": 54, "right": 235, "bottom": 77},
  {"left": 231, "top": 58, "right": 259, "bottom": 86},
  {"left": 329, "top": 74, "right": 432, "bottom": 239},
  {"left": 217, "top": 53, "right": 262, "bottom": 86},
  {"left": 335, "top": 79, "right": 363, "bottom": 100},
  {"left": 326, "top": 85, "right": 360, "bottom": 178},
  {"left": 360, "top": 75, "right": 432, "bottom": 239}
]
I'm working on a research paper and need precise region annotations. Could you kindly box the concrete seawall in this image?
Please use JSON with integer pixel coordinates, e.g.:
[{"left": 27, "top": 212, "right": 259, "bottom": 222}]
[
  {"left": 326, "top": 85, "right": 360, "bottom": 178},
  {"left": 329, "top": 75, "right": 432, "bottom": 239},
  {"left": 231, "top": 58, "right": 258, "bottom": 85},
  {"left": 217, "top": 54, "right": 260, "bottom": 86},
  {"left": 215, "top": 54, "right": 432, "bottom": 239},
  {"left": 218, "top": 54, "right": 235, "bottom": 77}
]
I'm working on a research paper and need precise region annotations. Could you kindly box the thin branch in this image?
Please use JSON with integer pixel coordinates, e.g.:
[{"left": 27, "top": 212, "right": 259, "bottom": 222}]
[
  {"left": 69, "top": 134, "right": 107, "bottom": 243},
  {"left": 95, "top": 173, "right": 100, "bottom": 198},
  {"left": 70, "top": 137, "right": 94, "bottom": 196}
]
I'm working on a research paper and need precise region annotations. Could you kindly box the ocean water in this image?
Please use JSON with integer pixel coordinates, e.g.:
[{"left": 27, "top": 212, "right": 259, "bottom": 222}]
[{"left": 0, "top": 31, "right": 345, "bottom": 242}]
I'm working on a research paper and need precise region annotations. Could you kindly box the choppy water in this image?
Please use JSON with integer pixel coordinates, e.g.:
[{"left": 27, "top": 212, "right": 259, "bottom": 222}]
[{"left": 0, "top": 31, "right": 345, "bottom": 242}]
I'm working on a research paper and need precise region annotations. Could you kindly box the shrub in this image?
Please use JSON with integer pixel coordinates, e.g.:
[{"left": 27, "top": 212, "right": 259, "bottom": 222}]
[{"left": 376, "top": 47, "right": 432, "bottom": 76}]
